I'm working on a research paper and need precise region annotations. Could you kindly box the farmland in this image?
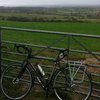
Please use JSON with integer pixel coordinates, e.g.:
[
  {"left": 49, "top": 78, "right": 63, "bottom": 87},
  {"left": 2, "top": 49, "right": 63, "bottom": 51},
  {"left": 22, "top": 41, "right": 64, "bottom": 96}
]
[
  {"left": 0, "top": 21, "right": 100, "bottom": 51},
  {"left": 0, "top": 21, "right": 100, "bottom": 34},
  {"left": 0, "top": 7, "right": 100, "bottom": 100},
  {"left": 0, "top": 7, "right": 100, "bottom": 22},
  {"left": 0, "top": 7, "right": 100, "bottom": 58}
]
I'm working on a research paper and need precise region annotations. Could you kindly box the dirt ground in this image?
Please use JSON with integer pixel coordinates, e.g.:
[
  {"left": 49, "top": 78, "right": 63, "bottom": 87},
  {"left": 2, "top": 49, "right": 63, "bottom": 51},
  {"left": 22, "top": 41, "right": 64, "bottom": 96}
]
[
  {"left": 85, "top": 57, "right": 100, "bottom": 73},
  {"left": 1, "top": 84, "right": 100, "bottom": 100},
  {"left": 0, "top": 85, "right": 57, "bottom": 100}
]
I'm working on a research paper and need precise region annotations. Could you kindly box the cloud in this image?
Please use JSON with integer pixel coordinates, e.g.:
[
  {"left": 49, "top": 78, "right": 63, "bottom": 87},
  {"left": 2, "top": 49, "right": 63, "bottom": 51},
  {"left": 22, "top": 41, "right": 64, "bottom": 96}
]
[{"left": 0, "top": 0, "right": 100, "bottom": 6}]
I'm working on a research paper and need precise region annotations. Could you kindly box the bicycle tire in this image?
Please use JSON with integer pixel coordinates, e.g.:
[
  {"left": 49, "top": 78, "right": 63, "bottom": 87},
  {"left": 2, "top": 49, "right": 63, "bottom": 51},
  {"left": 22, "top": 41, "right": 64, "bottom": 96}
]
[
  {"left": 1, "top": 63, "right": 33, "bottom": 100},
  {"left": 53, "top": 66, "right": 92, "bottom": 100}
]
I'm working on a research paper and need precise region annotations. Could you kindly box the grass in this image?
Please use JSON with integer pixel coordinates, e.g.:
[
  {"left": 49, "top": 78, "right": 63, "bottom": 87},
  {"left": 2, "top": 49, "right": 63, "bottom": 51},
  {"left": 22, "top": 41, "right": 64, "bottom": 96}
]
[
  {"left": 0, "top": 21, "right": 100, "bottom": 35},
  {"left": 0, "top": 21, "right": 100, "bottom": 51}
]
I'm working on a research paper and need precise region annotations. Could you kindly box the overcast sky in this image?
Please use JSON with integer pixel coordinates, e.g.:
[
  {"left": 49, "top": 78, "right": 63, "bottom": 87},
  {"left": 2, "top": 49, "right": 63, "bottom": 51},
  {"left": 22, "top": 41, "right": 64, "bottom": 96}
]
[{"left": 0, "top": 0, "right": 100, "bottom": 7}]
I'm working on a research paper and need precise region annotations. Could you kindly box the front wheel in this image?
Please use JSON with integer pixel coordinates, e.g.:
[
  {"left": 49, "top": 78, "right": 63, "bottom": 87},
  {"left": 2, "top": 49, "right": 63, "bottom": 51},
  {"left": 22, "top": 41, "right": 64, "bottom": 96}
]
[
  {"left": 53, "top": 66, "right": 92, "bottom": 100},
  {"left": 1, "top": 63, "right": 33, "bottom": 100}
]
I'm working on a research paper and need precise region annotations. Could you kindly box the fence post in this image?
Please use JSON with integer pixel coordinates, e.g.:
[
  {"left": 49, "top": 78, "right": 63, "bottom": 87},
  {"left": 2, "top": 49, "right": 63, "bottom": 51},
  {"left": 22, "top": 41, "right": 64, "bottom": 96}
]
[{"left": 0, "top": 27, "right": 2, "bottom": 79}]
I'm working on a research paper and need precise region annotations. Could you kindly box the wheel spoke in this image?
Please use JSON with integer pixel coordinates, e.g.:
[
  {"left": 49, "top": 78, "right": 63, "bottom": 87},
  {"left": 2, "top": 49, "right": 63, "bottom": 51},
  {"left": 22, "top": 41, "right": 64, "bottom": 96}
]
[
  {"left": 53, "top": 66, "right": 92, "bottom": 100},
  {"left": 1, "top": 64, "right": 33, "bottom": 100}
]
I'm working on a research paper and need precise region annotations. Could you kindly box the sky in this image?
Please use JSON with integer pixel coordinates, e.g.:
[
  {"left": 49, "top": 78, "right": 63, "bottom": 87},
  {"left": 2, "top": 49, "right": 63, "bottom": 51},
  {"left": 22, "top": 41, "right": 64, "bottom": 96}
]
[{"left": 0, "top": 0, "right": 100, "bottom": 7}]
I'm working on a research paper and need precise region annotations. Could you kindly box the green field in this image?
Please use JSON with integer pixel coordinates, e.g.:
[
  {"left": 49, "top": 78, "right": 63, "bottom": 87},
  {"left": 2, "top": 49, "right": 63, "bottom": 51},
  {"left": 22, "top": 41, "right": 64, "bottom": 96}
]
[
  {"left": 0, "top": 21, "right": 100, "bottom": 51},
  {"left": 1, "top": 7, "right": 100, "bottom": 22},
  {"left": 1, "top": 21, "right": 100, "bottom": 34}
]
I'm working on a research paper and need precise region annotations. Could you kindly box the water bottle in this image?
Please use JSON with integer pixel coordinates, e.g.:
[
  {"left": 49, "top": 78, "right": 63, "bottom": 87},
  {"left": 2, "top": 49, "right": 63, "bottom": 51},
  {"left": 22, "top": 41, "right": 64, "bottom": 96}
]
[{"left": 37, "top": 64, "right": 45, "bottom": 77}]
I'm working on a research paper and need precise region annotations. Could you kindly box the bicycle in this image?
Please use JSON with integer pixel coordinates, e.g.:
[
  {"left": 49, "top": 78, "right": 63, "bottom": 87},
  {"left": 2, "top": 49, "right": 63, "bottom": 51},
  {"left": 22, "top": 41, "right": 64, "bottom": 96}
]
[{"left": 0, "top": 44, "right": 92, "bottom": 100}]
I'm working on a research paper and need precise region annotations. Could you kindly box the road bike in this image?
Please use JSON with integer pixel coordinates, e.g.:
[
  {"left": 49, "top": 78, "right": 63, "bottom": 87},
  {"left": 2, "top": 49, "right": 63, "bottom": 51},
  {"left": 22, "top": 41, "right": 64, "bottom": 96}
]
[{"left": 0, "top": 44, "right": 92, "bottom": 100}]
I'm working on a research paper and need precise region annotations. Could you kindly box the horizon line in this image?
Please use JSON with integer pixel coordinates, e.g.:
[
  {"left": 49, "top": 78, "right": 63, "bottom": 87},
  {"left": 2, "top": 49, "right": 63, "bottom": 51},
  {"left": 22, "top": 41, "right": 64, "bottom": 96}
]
[{"left": 0, "top": 4, "right": 100, "bottom": 8}]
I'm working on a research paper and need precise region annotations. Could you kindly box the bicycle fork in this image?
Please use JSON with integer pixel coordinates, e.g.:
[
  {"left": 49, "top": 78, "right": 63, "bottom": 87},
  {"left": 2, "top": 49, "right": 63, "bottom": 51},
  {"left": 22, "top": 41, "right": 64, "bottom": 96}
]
[{"left": 13, "top": 60, "right": 28, "bottom": 84}]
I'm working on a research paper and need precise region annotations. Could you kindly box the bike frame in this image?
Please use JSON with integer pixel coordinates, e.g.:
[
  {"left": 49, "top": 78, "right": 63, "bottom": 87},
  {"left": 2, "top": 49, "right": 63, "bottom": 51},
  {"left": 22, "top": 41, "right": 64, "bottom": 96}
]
[
  {"left": 17, "top": 56, "right": 59, "bottom": 92},
  {"left": 14, "top": 44, "right": 87, "bottom": 96}
]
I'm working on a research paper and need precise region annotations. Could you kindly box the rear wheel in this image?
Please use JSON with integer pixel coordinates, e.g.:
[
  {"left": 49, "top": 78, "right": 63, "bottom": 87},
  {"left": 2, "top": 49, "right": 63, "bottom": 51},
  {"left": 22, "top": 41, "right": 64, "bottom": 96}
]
[
  {"left": 53, "top": 66, "right": 92, "bottom": 100},
  {"left": 1, "top": 64, "right": 33, "bottom": 100}
]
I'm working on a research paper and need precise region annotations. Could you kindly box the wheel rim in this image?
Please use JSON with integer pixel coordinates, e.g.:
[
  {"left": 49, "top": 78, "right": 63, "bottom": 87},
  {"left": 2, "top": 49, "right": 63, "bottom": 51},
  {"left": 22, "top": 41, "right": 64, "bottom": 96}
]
[
  {"left": 1, "top": 65, "right": 32, "bottom": 100},
  {"left": 53, "top": 67, "right": 92, "bottom": 100}
]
